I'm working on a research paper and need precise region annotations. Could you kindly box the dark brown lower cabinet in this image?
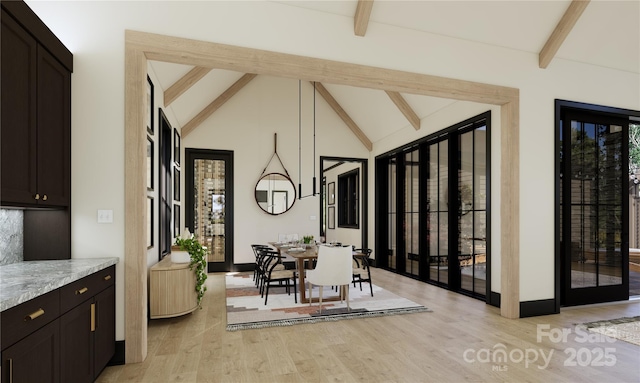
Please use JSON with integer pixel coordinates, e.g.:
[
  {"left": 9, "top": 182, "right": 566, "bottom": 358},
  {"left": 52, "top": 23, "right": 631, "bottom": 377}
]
[
  {"left": 60, "top": 273, "right": 116, "bottom": 383},
  {"left": 93, "top": 286, "right": 115, "bottom": 378},
  {"left": 2, "top": 319, "right": 60, "bottom": 383},
  {"left": 60, "top": 300, "right": 93, "bottom": 383},
  {"left": 1, "top": 266, "right": 115, "bottom": 383}
]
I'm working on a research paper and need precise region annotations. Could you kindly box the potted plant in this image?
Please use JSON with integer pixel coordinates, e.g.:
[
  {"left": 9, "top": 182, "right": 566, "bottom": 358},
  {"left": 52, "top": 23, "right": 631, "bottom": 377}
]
[
  {"left": 302, "top": 235, "right": 314, "bottom": 246},
  {"left": 173, "top": 229, "right": 208, "bottom": 308}
]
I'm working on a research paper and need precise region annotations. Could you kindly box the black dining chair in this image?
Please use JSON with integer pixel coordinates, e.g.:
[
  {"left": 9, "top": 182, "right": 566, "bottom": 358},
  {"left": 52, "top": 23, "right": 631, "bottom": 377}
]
[
  {"left": 352, "top": 248, "right": 374, "bottom": 297},
  {"left": 251, "top": 244, "right": 271, "bottom": 286},
  {"left": 261, "top": 249, "right": 297, "bottom": 304}
]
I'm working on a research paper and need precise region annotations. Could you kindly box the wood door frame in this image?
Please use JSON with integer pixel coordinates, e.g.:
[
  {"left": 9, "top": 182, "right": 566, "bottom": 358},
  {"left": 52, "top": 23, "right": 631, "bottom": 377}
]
[{"left": 125, "top": 30, "right": 520, "bottom": 363}]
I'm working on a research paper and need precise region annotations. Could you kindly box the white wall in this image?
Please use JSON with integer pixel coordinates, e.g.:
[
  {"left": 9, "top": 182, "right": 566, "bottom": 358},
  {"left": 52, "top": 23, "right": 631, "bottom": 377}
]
[
  {"left": 25, "top": 1, "right": 639, "bottom": 340},
  {"left": 183, "top": 76, "right": 368, "bottom": 265}
]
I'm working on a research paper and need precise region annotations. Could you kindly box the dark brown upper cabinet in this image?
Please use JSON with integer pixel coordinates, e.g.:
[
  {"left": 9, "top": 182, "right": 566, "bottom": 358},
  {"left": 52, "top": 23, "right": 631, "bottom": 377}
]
[{"left": 1, "top": 4, "right": 71, "bottom": 208}]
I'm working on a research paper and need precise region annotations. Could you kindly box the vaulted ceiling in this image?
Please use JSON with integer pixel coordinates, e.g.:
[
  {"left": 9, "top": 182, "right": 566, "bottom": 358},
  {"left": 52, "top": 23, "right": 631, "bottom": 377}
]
[{"left": 149, "top": 0, "right": 639, "bottom": 150}]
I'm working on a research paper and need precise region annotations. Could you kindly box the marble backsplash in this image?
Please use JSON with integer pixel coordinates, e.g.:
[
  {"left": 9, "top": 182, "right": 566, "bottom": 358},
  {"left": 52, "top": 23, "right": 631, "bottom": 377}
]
[{"left": 0, "top": 209, "right": 23, "bottom": 265}]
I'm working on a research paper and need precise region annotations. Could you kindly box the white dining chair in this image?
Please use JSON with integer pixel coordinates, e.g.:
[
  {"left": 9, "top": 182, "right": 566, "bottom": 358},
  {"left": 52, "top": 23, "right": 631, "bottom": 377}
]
[{"left": 306, "top": 245, "right": 352, "bottom": 313}]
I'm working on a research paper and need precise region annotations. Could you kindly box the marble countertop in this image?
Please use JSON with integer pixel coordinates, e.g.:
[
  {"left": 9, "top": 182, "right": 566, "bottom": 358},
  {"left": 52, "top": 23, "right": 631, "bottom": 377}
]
[{"left": 0, "top": 258, "right": 119, "bottom": 312}]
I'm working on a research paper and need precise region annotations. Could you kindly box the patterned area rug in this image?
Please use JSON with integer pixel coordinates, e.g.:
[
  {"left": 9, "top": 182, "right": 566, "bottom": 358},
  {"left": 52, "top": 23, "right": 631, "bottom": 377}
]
[
  {"left": 226, "top": 272, "right": 431, "bottom": 331},
  {"left": 582, "top": 316, "right": 640, "bottom": 346}
]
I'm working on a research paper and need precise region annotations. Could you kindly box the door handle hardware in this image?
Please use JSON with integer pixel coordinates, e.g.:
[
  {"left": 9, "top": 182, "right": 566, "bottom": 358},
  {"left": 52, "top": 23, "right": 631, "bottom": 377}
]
[
  {"left": 104, "top": 275, "right": 112, "bottom": 281},
  {"left": 8, "top": 358, "right": 13, "bottom": 383},
  {"left": 76, "top": 287, "right": 88, "bottom": 295},
  {"left": 91, "top": 303, "right": 96, "bottom": 332},
  {"left": 24, "top": 308, "right": 44, "bottom": 321}
]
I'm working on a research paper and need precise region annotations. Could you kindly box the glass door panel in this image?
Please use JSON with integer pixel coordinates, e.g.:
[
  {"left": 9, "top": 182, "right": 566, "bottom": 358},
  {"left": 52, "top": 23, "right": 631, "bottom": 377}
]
[
  {"left": 388, "top": 159, "right": 397, "bottom": 270},
  {"left": 473, "top": 128, "right": 488, "bottom": 295},
  {"left": 561, "top": 110, "right": 628, "bottom": 305},
  {"left": 437, "top": 141, "right": 449, "bottom": 284},
  {"left": 186, "top": 149, "right": 233, "bottom": 273},
  {"left": 569, "top": 121, "right": 623, "bottom": 288},
  {"left": 426, "top": 140, "right": 449, "bottom": 285},
  {"left": 194, "top": 159, "right": 226, "bottom": 264},
  {"left": 458, "top": 127, "right": 487, "bottom": 296},
  {"left": 404, "top": 149, "right": 419, "bottom": 276}
]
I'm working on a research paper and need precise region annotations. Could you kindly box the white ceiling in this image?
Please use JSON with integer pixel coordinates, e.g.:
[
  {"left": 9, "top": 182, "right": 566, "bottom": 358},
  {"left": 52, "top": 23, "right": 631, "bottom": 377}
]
[{"left": 149, "top": 0, "right": 639, "bottom": 147}]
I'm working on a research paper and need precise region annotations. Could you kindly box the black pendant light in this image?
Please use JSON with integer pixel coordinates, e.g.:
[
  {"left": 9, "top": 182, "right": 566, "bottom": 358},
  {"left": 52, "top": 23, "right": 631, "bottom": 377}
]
[{"left": 298, "top": 80, "right": 318, "bottom": 199}]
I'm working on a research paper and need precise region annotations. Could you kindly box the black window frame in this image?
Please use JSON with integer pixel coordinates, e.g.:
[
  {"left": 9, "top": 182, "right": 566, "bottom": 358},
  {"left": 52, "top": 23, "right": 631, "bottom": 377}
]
[{"left": 338, "top": 168, "right": 359, "bottom": 228}]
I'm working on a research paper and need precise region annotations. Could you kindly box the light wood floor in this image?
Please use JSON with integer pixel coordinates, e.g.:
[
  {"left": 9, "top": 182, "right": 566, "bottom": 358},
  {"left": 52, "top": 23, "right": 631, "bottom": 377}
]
[{"left": 97, "top": 268, "right": 640, "bottom": 382}]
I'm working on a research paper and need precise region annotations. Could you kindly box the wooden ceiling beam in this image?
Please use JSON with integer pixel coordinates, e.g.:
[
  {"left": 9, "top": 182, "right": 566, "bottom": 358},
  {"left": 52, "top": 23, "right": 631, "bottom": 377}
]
[
  {"left": 539, "top": 0, "right": 590, "bottom": 69},
  {"left": 354, "top": 0, "right": 374, "bottom": 37},
  {"left": 313, "top": 82, "right": 373, "bottom": 151},
  {"left": 181, "top": 73, "right": 257, "bottom": 138},
  {"left": 385, "top": 91, "right": 420, "bottom": 130},
  {"left": 139, "top": 32, "right": 517, "bottom": 104},
  {"left": 164, "top": 66, "right": 211, "bottom": 106}
]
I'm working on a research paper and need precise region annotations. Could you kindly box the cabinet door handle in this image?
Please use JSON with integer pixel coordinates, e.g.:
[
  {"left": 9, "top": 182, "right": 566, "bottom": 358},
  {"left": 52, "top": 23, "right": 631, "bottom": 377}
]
[
  {"left": 34, "top": 193, "right": 40, "bottom": 200},
  {"left": 91, "top": 303, "right": 96, "bottom": 332},
  {"left": 76, "top": 287, "right": 89, "bottom": 295},
  {"left": 24, "top": 308, "right": 45, "bottom": 321},
  {"left": 42, "top": 194, "right": 48, "bottom": 201},
  {"left": 8, "top": 358, "right": 13, "bottom": 383},
  {"left": 104, "top": 275, "right": 112, "bottom": 281}
]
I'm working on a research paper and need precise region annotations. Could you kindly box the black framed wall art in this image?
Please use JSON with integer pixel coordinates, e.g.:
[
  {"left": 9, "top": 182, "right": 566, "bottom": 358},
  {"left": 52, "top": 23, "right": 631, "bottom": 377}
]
[
  {"left": 147, "top": 136, "right": 154, "bottom": 191},
  {"left": 174, "top": 167, "right": 180, "bottom": 201},
  {"left": 147, "top": 197, "right": 154, "bottom": 248},
  {"left": 328, "top": 206, "right": 335, "bottom": 229},
  {"left": 147, "top": 75, "right": 154, "bottom": 135},
  {"left": 173, "top": 204, "right": 180, "bottom": 238},
  {"left": 174, "top": 128, "right": 180, "bottom": 166},
  {"left": 328, "top": 182, "right": 335, "bottom": 205}
]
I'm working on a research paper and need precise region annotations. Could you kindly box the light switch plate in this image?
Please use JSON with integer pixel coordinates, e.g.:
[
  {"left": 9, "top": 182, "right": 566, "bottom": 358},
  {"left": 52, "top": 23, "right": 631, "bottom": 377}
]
[{"left": 98, "top": 209, "right": 113, "bottom": 223}]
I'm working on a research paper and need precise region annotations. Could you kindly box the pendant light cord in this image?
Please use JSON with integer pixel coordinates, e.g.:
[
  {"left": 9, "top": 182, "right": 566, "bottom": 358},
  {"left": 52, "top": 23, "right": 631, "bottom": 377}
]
[
  {"left": 312, "top": 82, "right": 317, "bottom": 196},
  {"left": 298, "top": 80, "right": 302, "bottom": 199},
  {"left": 298, "top": 80, "right": 318, "bottom": 199}
]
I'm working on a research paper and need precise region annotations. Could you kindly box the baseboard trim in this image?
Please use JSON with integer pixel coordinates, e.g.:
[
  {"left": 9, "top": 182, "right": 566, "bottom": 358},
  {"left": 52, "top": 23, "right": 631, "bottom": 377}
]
[
  {"left": 233, "top": 263, "right": 254, "bottom": 272},
  {"left": 488, "top": 291, "right": 500, "bottom": 308},
  {"left": 108, "top": 340, "right": 125, "bottom": 366},
  {"left": 520, "top": 299, "right": 558, "bottom": 318}
]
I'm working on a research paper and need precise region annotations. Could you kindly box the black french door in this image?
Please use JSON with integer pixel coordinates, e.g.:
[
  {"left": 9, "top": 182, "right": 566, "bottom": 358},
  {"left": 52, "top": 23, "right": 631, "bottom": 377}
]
[
  {"left": 376, "top": 112, "right": 490, "bottom": 299},
  {"left": 185, "top": 149, "right": 234, "bottom": 272},
  {"left": 559, "top": 107, "right": 629, "bottom": 306}
]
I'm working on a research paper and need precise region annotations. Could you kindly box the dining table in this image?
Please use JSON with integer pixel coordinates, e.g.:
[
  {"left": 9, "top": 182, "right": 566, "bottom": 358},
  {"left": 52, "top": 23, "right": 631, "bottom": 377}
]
[{"left": 269, "top": 242, "right": 365, "bottom": 304}]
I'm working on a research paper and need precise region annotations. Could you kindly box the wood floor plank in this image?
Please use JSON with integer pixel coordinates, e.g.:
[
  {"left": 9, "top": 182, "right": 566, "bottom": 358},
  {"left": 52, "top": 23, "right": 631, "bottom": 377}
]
[{"left": 97, "top": 268, "right": 640, "bottom": 382}]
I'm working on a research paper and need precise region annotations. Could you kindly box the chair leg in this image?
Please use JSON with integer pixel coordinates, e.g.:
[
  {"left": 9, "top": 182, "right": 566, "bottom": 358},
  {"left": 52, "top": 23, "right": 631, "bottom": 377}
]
[
  {"left": 264, "top": 283, "right": 269, "bottom": 305},
  {"left": 308, "top": 282, "right": 312, "bottom": 306},
  {"left": 345, "top": 284, "right": 350, "bottom": 311},
  {"left": 292, "top": 277, "right": 297, "bottom": 304},
  {"left": 318, "top": 286, "right": 323, "bottom": 313},
  {"left": 369, "top": 279, "right": 373, "bottom": 297}
]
